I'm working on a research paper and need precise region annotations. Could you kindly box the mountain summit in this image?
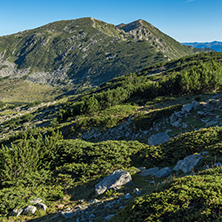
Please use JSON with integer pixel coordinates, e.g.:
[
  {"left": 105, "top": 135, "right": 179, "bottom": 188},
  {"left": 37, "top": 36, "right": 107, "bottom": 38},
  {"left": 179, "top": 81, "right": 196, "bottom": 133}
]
[{"left": 0, "top": 17, "right": 197, "bottom": 95}]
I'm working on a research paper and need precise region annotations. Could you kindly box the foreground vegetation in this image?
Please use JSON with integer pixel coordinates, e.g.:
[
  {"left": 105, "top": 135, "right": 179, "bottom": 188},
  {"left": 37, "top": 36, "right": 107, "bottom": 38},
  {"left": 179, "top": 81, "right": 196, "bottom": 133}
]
[{"left": 1, "top": 52, "right": 222, "bottom": 221}]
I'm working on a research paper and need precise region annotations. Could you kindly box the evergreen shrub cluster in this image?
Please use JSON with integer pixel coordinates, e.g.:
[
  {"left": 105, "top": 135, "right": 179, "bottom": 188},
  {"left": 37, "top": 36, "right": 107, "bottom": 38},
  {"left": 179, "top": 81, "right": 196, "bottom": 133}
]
[{"left": 111, "top": 168, "right": 222, "bottom": 222}]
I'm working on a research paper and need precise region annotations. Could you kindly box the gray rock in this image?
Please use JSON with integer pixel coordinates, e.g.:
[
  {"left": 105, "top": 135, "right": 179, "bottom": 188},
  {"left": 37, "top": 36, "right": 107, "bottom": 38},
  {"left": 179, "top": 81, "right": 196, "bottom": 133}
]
[
  {"left": 148, "top": 132, "right": 170, "bottom": 146},
  {"left": 153, "top": 167, "right": 172, "bottom": 178},
  {"left": 140, "top": 167, "right": 159, "bottom": 177},
  {"left": 60, "top": 209, "right": 76, "bottom": 219},
  {"left": 182, "top": 103, "right": 193, "bottom": 113},
  {"left": 138, "top": 167, "right": 146, "bottom": 171},
  {"left": 170, "top": 113, "right": 178, "bottom": 124},
  {"left": 213, "top": 162, "right": 222, "bottom": 167},
  {"left": 205, "top": 121, "right": 218, "bottom": 127},
  {"left": 23, "top": 205, "right": 37, "bottom": 215},
  {"left": 30, "top": 197, "right": 42, "bottom": 204},
  {"left": 105, "top": 214, "right": 115, "bottom": 221},
  {"left": 201, "top": 151, "right": 209, "bottom": 156},
  {"left": 105, "top": 200, "right": 119, "bottom": 209},
  {"left": 197, "top": 111, "right": 206, "bottom": 116},
  {"left": 182, "top": 122, "right": 188, "bottom": 129},
  {"left": 173, "top": 154, "right": 203, "bottom": 173},
  {"left": 133, "top": 188, "right": 142, "bottom": 195},
  {"left": 125, "top": 193, "right": 132, "bottom": 199},
  {"left": 149, "top": 181, "right": 155, "bottom": 184},
  {"left": 89, "top": 199, "right": 102, "bottom": 204},
  {"left": 191, "top": 101, "right": 199, "bottom": 109},
  {"left": 95, "top": 169, "right": 132, "bottom": 195},
  {"left": 89, "top": 214, "right": 96, "bottom": 220},
  {"left": 166, "top": 129, "right": 172, "bottom": 133},
  {"left": 11, "top": 208, "right": 23, "bottom": 216},
  {"left": 37, "top": 203, "right": 47, "bottom": 211},
  {"left": 172, "top": 119, "right": 182, "bottom": 128}
]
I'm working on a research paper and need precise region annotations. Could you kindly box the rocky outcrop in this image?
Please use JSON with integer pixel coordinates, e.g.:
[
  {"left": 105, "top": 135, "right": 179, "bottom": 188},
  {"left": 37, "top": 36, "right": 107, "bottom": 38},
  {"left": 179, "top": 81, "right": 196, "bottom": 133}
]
[
  {"left": 140, "top": 167, "right": 159, "bottom": 176},
  {"left": 153, "top": 167, "right": 172, "bottom": 178},
  {"left": 148, "top": 132, "right": 170, "bottom": 146},
  {"left": 11, "top": 197, "right": 47, "bottom": 216},
  {"left": 173, "top": 154, "right": 203, "bottom": 173},
  {"left": 95, "top": 169, "right": 132, "bottom": 195},
  {"left": 140, "top": 166, "right": 172, "bottom": 178},
  {"left": 23, "top": 205, "right": 37, "bottom": 215}
]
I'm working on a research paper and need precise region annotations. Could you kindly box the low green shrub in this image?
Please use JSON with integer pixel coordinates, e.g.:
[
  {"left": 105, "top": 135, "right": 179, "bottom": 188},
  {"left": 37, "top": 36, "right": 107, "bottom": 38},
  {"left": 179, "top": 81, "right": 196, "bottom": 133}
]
[
  {"left": 0, "top": 130, "right": 63, "bottom": 187},
  {"left": 132, "top": 104, "right": 182, "bottom": 131},
  {"left": 111, "top": 167, "right": 222, "bottom": 222}
]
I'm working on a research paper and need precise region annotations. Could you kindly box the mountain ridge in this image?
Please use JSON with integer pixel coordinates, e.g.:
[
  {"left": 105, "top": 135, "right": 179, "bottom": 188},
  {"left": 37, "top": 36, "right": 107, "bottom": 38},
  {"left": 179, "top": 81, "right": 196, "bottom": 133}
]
[
  {"left": 183, "top": 41, "right": 222, "bottom": 52},
  {"left": 0, "top": 17, "right": 198, "bottom": 101}
]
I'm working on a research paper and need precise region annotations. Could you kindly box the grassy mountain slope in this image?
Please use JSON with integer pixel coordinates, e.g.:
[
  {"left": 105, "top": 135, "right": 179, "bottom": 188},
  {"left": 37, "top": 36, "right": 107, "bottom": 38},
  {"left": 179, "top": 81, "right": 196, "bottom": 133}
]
[
  {"left": 1, "top": 52, "right": 222, "bottom": 221},
  {"left": 0, "top": 17, "right": 197, "bottom": 95}
]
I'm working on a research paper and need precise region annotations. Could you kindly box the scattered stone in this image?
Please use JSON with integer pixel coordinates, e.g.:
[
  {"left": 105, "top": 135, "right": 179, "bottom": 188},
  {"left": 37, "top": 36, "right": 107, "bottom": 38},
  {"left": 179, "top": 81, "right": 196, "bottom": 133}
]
[
  {"left": 149, "top": 181, "right": 155, "bottom": 184},
  {"left": 105, "top": 214, "right": 115, "bottom": 221},
  {"left": 172, "top": 119, "right": 182, "bottom": 128},
  {"left": 140, "top": 167, "right": 159, "bottom": 177},
  {"left": 60, "top": 209, "right": 76, "bottom": 219},
  {"left": 89, "top": 199, "right": 102, "bottom": 204},
  {"left": 95, "top": 169, "right": 132, "bottom": 195},
  {"left": 191, "top": 101, "right": 199, "bottom": 109},
  {"left": 197, "top": 111, "right": 206, "bottom": 116},
  {"left": 166, "top": 129, "right": 172, "bottom": 133},
  {"left": 138, "top": 167, "right": 146, "bottom": 171},
  {"left": 213, "top": 162, "right": 222, "bottom": 167},
  {"left": 201, "top": 151, "right": 209, "bottom": 156},
  {"left": 173, "top": 154, "right": 203, "bottom": 173},
  {"left": 182, "top": 103, "right": 193, "bottom": 113},
  {"left": 205, "top": 120, "right": 218, "bottom": 127},
  {"left": 125, "top": 193, "right": 132, "bottom": 199},
  {"left": 133, "top": 188, "right": 142, "bottom": 195},
  {"left": 89, "top": 214, "right": 96, "bottom": 220},
  {"left": 168, "top": 175, "right": 173, "bottom": 180},
  {"left": 153, "top": 167, "right": 172, "bottom": 178},
  {"left": 105, "top": 200, "right": 120, "bottom": 208},
  {"left": 78, "top": 199, "right": 85, "bottom": 203},
  {"left": 182, "top": 122, "right": 188, "bottom": 129},
  {"left": 23, "top": 205, "right": 37, "bottom": 215},
  {"left": 148, "top": 132, "right": 170, "bottom": 146},
  {"left": 11, "top": 209, "right": 23, "bottom": 217},
  {"left": 37, "top": 203, "right": 47, "bottom": 211},
  {"left": 29, "top": 197, "right": 42, "bottom": 204}
]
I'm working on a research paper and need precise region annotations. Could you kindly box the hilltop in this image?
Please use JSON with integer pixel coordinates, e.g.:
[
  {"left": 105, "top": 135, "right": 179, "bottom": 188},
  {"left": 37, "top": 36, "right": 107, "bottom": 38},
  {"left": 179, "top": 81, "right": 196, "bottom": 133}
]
[{"left": 0, "top": 17, "right": 197, "bottom": 102}]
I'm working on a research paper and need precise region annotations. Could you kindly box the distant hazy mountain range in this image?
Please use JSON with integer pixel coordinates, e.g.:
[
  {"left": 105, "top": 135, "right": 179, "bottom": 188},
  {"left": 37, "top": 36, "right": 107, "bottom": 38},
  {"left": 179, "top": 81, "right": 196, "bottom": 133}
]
[
  {"left": 0, "top": 17, "right": 197, "bottom": 94},
  {"left": 183, "top": 41, "right": 222, "bottom": 52}
]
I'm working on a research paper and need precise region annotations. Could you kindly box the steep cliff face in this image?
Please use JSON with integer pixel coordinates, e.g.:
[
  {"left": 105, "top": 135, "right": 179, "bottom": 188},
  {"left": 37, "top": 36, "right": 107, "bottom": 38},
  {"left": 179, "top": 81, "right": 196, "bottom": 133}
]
[{"left": 0, "top": 17, "right": 197, "bottom": 90}]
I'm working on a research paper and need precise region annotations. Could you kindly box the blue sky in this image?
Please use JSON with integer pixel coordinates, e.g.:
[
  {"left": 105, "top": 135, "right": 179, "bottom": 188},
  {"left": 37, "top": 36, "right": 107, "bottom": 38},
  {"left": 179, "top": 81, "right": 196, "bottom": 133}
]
[{"left": 0, "top": 0, "right": 222, "bottom": 42}]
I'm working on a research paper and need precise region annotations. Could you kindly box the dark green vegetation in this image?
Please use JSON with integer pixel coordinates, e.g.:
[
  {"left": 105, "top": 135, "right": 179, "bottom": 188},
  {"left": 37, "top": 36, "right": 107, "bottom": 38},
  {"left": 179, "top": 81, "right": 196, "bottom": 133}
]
[
  {"left": 57, "top": 52, "right": 222, "bottom": 125},
  {"left": 1, "top": 51, "right": 222, "bottom": 221},
  {"left": 0, "top": 17, "right": 197, "bottom": 102},
  {"left": 112, "top": 168, "right": 222, "bottom": 222}
]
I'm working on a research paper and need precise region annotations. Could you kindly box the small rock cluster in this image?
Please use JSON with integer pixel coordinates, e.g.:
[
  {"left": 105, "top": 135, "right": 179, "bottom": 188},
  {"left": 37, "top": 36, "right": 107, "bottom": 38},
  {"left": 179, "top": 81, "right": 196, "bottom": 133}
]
[
  {"left": 11, "top": 197, "right": 47, "bottom": 217},
  {"left": 140, "top": 152, "right": 207, "bottom": 180}
]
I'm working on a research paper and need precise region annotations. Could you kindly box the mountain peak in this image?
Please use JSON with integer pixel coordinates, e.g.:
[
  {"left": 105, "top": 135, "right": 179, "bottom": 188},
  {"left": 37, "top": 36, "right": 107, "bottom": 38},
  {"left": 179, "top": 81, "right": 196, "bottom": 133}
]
[{"left": 118, "top": 19, "right": 144, "bottom": 32}]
